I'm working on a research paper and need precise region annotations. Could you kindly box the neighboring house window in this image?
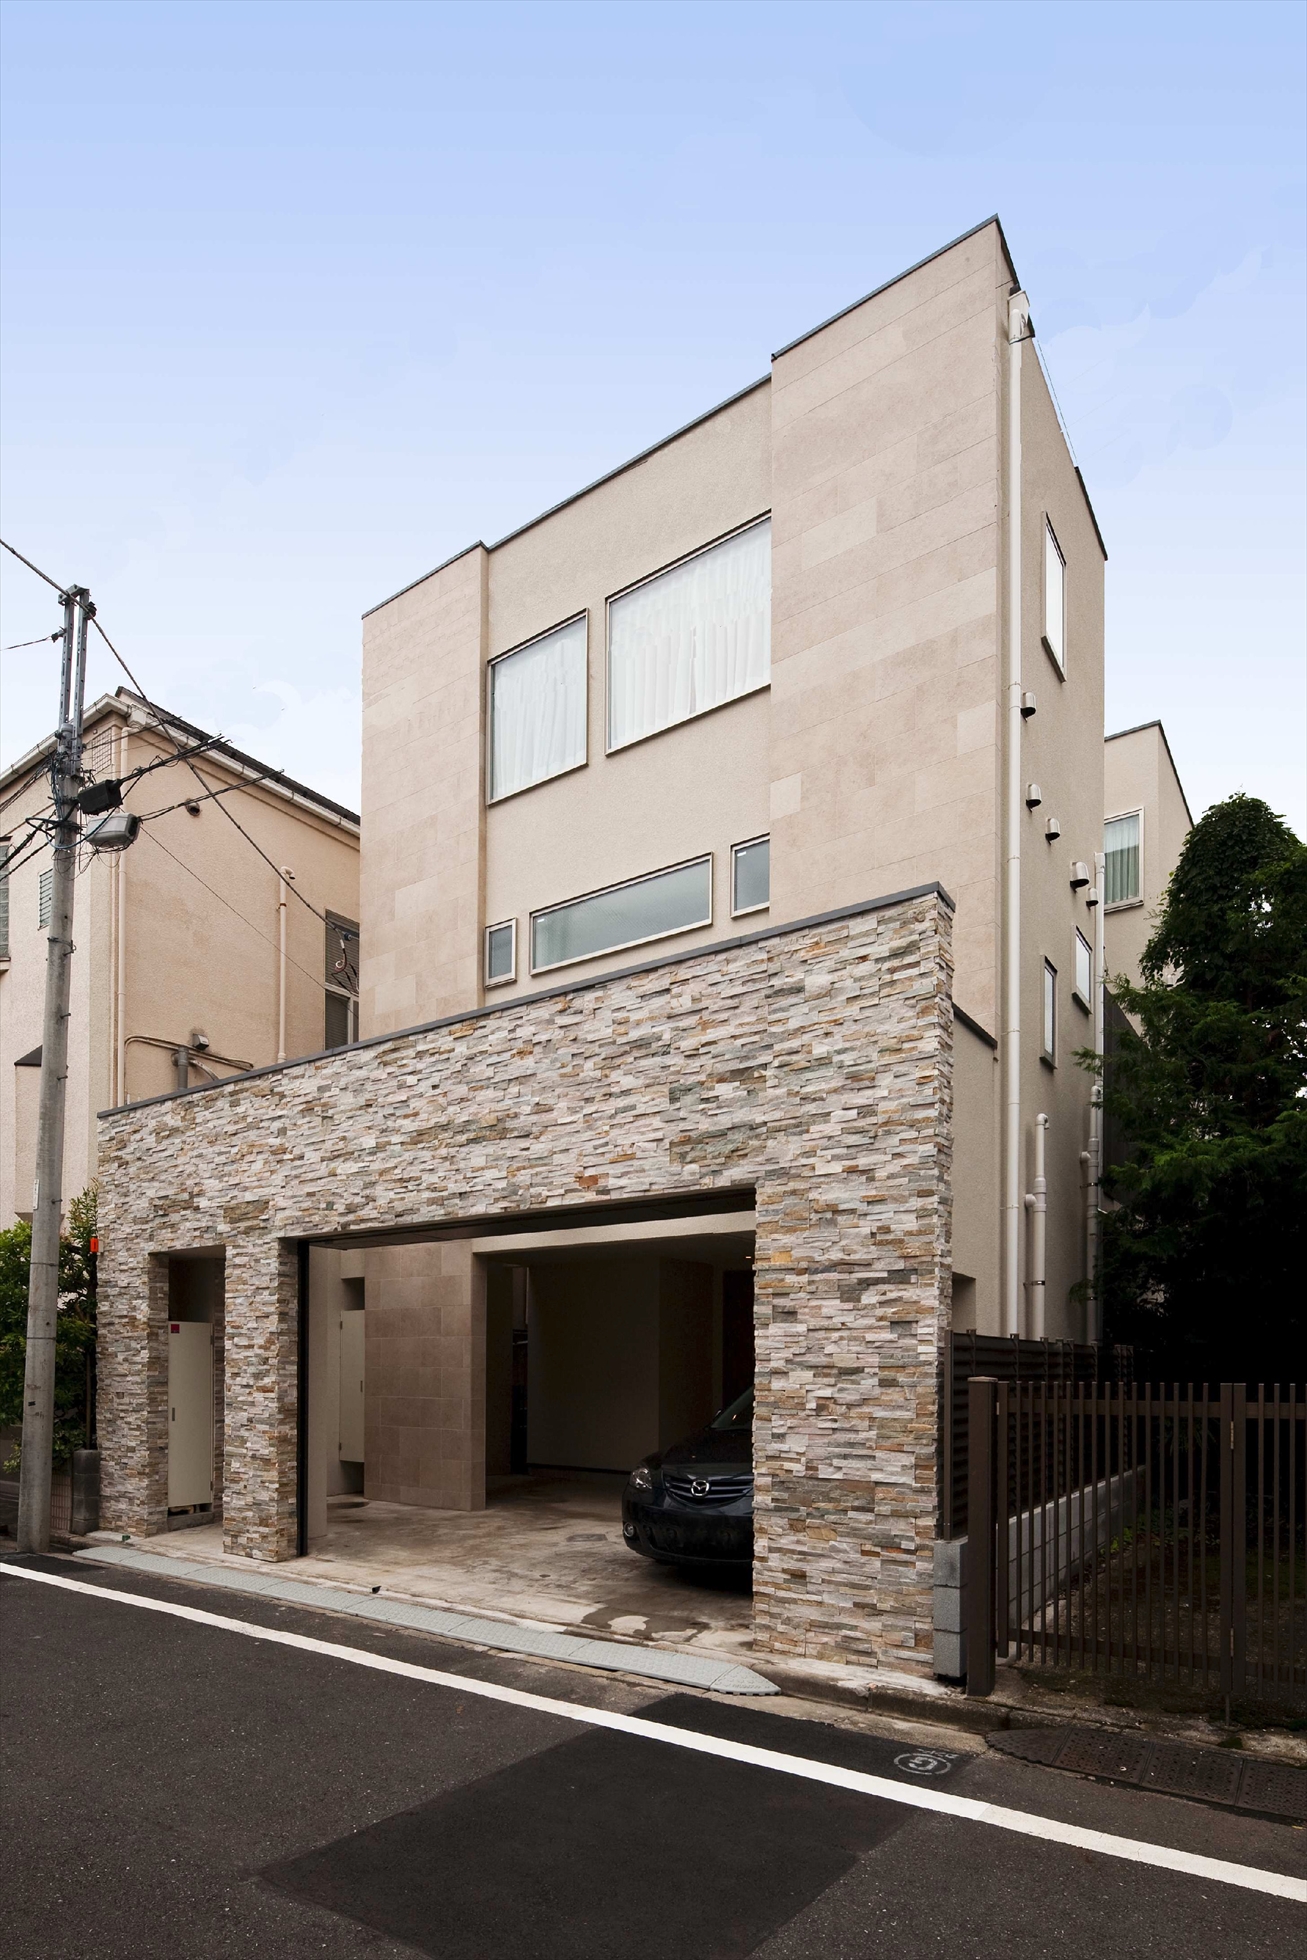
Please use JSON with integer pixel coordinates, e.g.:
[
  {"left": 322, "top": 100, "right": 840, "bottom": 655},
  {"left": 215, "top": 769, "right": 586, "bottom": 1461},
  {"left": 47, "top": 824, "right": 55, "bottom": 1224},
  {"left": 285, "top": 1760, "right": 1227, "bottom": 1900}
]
[
  {"left": 532, "top": 855, "right": 711, "bottom": 974},
  {"left": 38, "top": 867, "right": 53, "bottom": 930},
  {"left": 731, "top": 835, "right": 770, "bottom": 916},
  {"left": 324, "top": 913, "right": 359, "bottom": 1049},
  {"left": 1074, "top": 929, "right": 1092, "bottom": 1008},
  {"left": 1043, "top": 520, "right": 1066, "bottom": 672},
  {"left": 1104, "top": 811, "right": 1142, "bottom": 906},
  {"left": 489, "top": 615, "right": 588, "bottom": 802},
  {"left": 485, "top": 919, "right": 517, "bottom": 987},
  {"left": 1042, "top": 959, "right": 1057, "bottom": 1062},
  {"left": 607, "top": 518, "right": 770, "bottom": 751},
  {"left": 0, "top": 839, "right": 9, "bottom": 959}
]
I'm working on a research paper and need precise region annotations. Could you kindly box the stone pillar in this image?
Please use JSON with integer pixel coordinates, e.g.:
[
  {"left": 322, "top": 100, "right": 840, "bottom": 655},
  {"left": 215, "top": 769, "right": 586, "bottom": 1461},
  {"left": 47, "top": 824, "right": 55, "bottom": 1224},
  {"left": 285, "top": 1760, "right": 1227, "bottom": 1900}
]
[
  {"left": 99, "top": 1248, "right": 170, "bottom": 1538},
  {"left": 363, "top": 1240, "right": 485, "bottom": 1510},
  {"left": 222, "top": 1235, "right": 299, "bottom": 1561}
]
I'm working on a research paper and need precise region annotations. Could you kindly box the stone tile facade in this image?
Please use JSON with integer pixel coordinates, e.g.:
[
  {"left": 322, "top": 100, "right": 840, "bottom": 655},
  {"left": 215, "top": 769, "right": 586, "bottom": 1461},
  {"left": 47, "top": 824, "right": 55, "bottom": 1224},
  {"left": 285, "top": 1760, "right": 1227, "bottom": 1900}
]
[{"left": 97, "top": 886, "right": 954, "bottom": 1671}]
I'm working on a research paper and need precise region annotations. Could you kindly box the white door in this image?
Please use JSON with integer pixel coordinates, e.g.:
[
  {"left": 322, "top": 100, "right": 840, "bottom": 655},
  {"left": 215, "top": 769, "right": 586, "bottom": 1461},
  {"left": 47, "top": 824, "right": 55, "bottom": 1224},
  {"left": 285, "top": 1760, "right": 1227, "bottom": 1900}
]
[
  {"left": 339, "top": 1309, "right": 365, "bottom": 1461},
  {"left": 168, "top": 1321, "right": 213, "bottom": 1507}
]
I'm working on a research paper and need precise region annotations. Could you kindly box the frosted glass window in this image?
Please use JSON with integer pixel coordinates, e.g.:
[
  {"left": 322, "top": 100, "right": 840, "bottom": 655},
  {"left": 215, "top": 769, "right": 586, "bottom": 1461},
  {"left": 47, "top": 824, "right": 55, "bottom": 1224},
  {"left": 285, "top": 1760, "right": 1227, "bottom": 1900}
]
[
  {"left": 1104, "top": 812, "right": 1141, "bottom": 905},
  {"left": 732, "top": 836, "right": 770, "bottom": 915},
  {"left": 490, "top": 616, "right": 587, "bottom": 802},
  {"left": 532, "top": 856, "right": 711, "bottom": 973},
  {"left": 1043, "top": 960, "right": 1057, "bottom": 1061},
  {"left": 608, "top": 519, "right": 770, "bottom": 750},
  {"left": 485, "top": 919, "right": 517, "bottom": 986},
  {"left": 1075, "top": 930, "right": 1092, "bottom": 1004},
  {"left": 1043, "top": 521, "right": 1066, "bottom": 671}
]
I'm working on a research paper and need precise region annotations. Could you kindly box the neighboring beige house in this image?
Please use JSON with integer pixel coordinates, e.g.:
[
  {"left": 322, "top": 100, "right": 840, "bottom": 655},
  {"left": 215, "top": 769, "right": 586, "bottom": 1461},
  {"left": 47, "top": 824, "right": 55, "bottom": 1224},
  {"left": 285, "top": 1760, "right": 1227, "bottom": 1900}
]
[
  {"left": 0, "top": 688, "right": 360, "bottom": 1226},
  {"left": 1102, "top": 719, "right": 1193, "bottom": 990},
  {"left": 93, "top": 218, "right": 1193, "bottom": 1678}
]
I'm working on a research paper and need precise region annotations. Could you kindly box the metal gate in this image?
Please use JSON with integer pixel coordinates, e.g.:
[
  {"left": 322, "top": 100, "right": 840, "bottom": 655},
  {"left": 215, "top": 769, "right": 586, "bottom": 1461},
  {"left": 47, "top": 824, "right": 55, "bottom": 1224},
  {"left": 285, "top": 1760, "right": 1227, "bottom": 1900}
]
[{"left": 964, "top": 1378, "right": 1306, "bottom": 1704}]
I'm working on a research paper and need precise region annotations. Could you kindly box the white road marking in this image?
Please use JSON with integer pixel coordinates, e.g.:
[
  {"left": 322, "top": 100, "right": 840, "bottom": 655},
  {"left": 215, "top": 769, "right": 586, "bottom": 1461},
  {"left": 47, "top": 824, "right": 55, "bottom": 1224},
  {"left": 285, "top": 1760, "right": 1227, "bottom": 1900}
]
[{"left": 4, "top": 1563, "right": 1303, "bottom": 1904}]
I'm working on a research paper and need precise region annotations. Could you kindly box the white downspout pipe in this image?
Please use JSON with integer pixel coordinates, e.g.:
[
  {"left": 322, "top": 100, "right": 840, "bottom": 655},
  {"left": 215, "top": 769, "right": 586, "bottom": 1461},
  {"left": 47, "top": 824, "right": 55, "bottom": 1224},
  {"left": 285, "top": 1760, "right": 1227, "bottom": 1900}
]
[
  {"left": 1003, "top": 290, "right": 1030, "bottom": 1336},
  {"left": 277, "top": 866, "right": 295, "bottom": 1064},
  {"left": 1025, "top": 1112, "right": 1048, "bottom": 1339}
]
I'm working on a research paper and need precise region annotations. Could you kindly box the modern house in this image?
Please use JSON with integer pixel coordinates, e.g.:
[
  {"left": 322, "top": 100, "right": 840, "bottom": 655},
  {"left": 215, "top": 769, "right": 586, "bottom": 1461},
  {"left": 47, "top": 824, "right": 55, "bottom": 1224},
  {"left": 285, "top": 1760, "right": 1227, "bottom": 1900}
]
[
  {"left": 94, "top": 218, "right": 1189, "bottom": 1674},
  {"left": 1102, "top": 719, "right": 1193, "bottom": 989},
  {"left": 1, "top": 688, "right": 360, "bottom": 1226}
]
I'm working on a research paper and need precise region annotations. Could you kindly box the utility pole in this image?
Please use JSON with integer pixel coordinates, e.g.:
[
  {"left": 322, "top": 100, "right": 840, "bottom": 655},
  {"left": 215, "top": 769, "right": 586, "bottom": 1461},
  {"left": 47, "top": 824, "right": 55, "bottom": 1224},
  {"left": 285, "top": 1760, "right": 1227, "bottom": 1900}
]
[{"left": 17, "top": 585, "right": 91, "bottom": 1554}]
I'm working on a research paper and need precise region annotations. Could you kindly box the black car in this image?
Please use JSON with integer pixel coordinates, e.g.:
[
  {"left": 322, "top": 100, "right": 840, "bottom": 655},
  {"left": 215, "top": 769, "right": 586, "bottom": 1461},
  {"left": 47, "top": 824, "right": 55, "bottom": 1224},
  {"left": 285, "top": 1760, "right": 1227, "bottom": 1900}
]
[{"left": 621, "top": 1387, "right": 753, "bottom": 1566}]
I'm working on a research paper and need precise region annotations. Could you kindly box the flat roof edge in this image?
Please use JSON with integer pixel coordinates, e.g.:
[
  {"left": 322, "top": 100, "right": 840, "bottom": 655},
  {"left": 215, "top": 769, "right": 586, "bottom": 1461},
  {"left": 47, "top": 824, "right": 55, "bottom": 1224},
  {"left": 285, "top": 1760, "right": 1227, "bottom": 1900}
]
[
  {"left": 99, "top": 880, "right": 955, "bottom": 1119},
  {"left": 1105, "top": 718, "right": 1194, "bottom": 826}
]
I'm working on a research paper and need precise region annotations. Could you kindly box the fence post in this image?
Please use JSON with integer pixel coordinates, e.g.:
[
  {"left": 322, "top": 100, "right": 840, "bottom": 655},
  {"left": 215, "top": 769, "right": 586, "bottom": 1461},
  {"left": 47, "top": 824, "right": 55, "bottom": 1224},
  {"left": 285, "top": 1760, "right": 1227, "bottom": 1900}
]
[
  {"left": 1219, "top": 1383, "right": 1247, "bottom": 1708},
  {"left": 966, "top": 1376, "right": 998, "bottom": 1696}
]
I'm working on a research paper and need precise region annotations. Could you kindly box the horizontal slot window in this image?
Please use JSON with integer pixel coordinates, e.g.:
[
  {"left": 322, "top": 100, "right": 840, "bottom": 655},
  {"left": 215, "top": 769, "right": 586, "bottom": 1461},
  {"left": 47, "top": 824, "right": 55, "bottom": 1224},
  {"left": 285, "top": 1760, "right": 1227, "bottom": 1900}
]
[
  {"left": 608, "top": 519, "right": 770, "bottom": 751},
  {"left": 490, "top": 616, "right": 587, "bottom": 802},
  {"left": 531, "top": 855, "right": 711, "bottom": 973}
]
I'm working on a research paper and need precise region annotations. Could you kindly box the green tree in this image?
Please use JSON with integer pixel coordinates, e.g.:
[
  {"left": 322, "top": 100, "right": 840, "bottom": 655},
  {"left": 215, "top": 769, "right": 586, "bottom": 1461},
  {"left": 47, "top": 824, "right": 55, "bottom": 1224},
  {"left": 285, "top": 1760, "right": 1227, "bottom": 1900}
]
[
  {"left": 0, "top": 1183, "right": 98, "bottom": 1467},
  {"left": 1090, "top": 795, "right": 1306, "bottom": 1380}
]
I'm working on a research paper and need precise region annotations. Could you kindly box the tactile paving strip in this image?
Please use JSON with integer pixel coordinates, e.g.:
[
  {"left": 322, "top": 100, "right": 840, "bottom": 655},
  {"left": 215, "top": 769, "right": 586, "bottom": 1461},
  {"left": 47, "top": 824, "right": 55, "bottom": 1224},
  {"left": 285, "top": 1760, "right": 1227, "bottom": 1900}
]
[{"left": 990, "top": 1727, "right": 1307, "bottom": 1823}]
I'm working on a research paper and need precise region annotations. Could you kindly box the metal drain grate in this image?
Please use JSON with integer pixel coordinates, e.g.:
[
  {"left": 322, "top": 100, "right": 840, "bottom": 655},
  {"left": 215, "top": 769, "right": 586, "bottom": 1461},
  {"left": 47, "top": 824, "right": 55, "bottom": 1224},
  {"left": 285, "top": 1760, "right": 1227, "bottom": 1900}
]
[{"left": 990, "top": 1727, "right": 1307, "bottom": 1824}]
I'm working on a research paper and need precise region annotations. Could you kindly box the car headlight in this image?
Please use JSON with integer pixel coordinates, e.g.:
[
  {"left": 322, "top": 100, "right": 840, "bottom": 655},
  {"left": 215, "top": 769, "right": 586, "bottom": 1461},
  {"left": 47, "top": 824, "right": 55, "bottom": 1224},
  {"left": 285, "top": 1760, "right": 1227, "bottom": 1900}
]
[{"left": 627, "top": 1463, "right": 654, "bottom": 1494}]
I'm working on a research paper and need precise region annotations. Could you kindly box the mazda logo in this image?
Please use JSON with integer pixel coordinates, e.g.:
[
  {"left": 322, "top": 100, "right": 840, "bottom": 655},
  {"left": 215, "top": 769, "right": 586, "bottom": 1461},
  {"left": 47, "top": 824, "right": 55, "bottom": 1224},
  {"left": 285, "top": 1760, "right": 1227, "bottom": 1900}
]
[{"left": 690, "top": 1478, "right": 711, "bottom": 1497}]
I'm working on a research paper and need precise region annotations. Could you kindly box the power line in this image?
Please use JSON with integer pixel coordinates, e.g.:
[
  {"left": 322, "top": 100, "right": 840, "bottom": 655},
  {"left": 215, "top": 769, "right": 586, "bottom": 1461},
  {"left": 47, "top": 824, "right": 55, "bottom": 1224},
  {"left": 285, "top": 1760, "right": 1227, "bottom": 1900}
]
[
  {"left": 5, "top": 632, "right": 64, "bottom": 651},
  {"left": 139, "top": 824, "right": 337, "bottom": 1000},
  {"left": 0, "top": 535, "right": 66, "bottom": 594}
]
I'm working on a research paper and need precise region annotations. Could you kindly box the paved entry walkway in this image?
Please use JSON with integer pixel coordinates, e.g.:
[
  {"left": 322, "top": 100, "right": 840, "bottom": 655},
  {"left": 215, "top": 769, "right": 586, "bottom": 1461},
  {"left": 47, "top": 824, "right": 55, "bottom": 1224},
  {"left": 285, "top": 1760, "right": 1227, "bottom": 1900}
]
[{"left": 97, "top": 1472, "right": 754, "bottom": 1659}]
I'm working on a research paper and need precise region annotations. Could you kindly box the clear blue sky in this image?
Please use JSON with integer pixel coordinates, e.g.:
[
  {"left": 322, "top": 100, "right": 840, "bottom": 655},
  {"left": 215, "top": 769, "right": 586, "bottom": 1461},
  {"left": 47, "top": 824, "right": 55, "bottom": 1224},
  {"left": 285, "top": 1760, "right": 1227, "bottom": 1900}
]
[{"left": 2, "top": 0, "right": 1303, "bottom": 829}]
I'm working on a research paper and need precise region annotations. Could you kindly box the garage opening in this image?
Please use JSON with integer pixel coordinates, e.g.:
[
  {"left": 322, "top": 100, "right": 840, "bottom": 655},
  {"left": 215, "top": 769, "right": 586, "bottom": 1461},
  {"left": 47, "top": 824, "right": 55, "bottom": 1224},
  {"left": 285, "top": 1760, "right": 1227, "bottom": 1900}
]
[{"left": 297, "top": 1207, "right": 755, "bottom": 1650}]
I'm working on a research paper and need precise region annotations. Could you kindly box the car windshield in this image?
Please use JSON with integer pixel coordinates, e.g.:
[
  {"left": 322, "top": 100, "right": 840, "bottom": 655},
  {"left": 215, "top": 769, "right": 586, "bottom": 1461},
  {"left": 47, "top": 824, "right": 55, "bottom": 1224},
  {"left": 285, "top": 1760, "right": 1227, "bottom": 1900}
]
[{"left": 711, "top": 1386, "right": 754, "bottom": 1431}]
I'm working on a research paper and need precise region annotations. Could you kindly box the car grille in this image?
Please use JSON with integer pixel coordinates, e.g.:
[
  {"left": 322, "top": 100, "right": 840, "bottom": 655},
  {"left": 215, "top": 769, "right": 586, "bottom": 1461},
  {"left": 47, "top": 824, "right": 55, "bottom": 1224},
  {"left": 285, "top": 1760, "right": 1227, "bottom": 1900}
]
[{"left": 663, "top": 1473, "right": 753, "bottom": 1508}]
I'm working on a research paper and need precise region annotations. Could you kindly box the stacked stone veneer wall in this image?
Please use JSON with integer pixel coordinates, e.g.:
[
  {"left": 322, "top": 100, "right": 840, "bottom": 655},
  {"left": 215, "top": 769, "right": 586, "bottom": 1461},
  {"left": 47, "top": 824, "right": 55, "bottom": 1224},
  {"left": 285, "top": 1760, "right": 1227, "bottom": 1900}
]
[{"left": 97, "top": 887, "right": 954, "bottom": 1671}]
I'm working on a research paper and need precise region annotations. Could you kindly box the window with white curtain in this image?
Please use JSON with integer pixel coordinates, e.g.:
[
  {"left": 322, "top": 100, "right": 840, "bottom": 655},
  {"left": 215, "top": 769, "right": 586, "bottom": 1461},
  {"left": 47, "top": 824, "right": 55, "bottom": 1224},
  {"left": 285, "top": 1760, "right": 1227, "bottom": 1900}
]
[
  {"left": 607, "top": 518, "right": 770, "bottom": 751},
  {"left": 489, "top": 615, "right": 587, "bottom": 802},
  {"left": 1043, "top": 520, "right": 1066, "bottom": 671},
  {"left": 531, "top": 856, "right": 711, "bottom": 973},
  {"left": 1104, "top": 811, "right": 1142, "bottom": 906}
]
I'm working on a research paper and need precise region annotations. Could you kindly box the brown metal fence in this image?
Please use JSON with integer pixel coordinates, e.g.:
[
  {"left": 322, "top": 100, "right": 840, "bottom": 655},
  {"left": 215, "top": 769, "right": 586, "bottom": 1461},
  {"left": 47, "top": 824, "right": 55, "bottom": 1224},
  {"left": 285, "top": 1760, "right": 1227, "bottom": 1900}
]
[
  {"left": 939, "top": 1332, "right": 1133, "bottom": 1539},
  {"left": 963, "top": 1377, "right": 1306, "bottom": 1703}
]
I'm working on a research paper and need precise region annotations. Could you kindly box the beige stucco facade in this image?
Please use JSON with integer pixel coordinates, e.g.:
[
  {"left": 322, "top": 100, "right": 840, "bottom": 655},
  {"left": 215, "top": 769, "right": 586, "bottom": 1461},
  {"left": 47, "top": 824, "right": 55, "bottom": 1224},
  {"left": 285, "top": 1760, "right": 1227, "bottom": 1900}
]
[
  {"left": 1103, "top": 720, "right": 1193, "bottom": 990},
  {"left": 0, "top": 690, "right": 359, "bottom": 1226},
  {"left": 358, "top": 219, "right": 1110, "bottom": 1340}
]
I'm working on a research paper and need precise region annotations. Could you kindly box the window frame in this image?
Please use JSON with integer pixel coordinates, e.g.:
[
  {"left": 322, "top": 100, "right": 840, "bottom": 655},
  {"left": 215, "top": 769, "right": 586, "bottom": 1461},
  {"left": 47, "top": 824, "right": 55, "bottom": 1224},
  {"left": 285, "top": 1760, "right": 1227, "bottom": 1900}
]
[
  {"left": 1042, "top": 958, "right": 1058, "bottom": 1065},
  {"left": 530, "top": 852, "right": 713, "bottom": 976},
  {"left": 1103, "top": 806, "right": 1144, "bottom": 911},
  {"left": 486, "top": 611, "right": 589, "bottom": 806},
  {"left": 484, "top": 917, "right": 518, "bottom": 988},
  {"left": 604, "top": 513, "right": 772, "bottom": 756},
  {"left": 1073, "top": 929, "right": 1093, "bottom": 1011},
  {"left": 1042, "top": 518, "right": 1066, "bottom": 675},
  {"left": 730, "top": 833, "right": 770, "bottom": 918},
  {"left": 324, "top": 912, "right": 360, "bottom": 1049}
]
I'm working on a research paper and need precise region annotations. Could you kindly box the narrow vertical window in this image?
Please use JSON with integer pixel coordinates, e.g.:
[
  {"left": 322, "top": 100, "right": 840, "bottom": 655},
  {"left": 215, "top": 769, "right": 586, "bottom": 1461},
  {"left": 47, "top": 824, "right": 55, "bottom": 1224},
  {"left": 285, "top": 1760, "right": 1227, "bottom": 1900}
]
[
  {"left": 324, "top": 914, "right": 359, "bottom": 1049},
  {"left": 489, "top": 616, "right": 588, "bottom": 802},
  {"left": 731, "top": 835, "right": 770, "bottom": 916},
  {"left": 485, "top": 919, "right": 517, "bottom": 987},
  {"left": 1074, "top": 930, "right": 1092, "bottom": 1006},
  {"left": 1104, "top": 811, "right": 1142, "bottom": 906},
  {"left": 1042, "top": 960, "right": 1057, "bottom": 1062},
  {"left": 1043, "top": 520, "right": 1066, "bottom": 672},
  {"left": 38, "top": 867, "right": 53, "bottom": 930}
]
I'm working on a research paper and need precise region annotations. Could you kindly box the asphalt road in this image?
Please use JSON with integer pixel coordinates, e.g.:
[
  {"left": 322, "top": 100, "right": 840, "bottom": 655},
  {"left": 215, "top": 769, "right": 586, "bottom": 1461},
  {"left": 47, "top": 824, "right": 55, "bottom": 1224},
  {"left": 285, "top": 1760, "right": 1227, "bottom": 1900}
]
[{"left": 2, "top": 1551, "right": 1302, "bottom": 1960}]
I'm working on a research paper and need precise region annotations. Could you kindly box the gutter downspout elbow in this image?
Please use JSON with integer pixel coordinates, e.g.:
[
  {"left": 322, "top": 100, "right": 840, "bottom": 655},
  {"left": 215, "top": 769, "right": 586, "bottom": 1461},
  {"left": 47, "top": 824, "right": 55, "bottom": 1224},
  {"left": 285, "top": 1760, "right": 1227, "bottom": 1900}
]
[{"left": 1003, "top": 290, "right": 1030, "bottom": 1336}]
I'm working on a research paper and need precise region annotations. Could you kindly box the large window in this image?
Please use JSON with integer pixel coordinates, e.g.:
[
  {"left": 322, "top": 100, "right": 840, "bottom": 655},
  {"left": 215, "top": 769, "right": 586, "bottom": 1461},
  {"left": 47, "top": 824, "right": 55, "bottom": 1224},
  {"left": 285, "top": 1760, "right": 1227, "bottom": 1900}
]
[
  {"left": 489, "top": 615, "right": 588, "bottom": 802},
  {"left": 607, "top": 519, "right": 770, "bottom": 751},
  {"left": 531, "top": 855, "right": 712, "bottom": 973},
  {"left": 1104, "top": 811, "right": 1142, "bottom": 906},
  {"left": 1043, "top": 520, "right": 1066, "bottom": 672}
]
